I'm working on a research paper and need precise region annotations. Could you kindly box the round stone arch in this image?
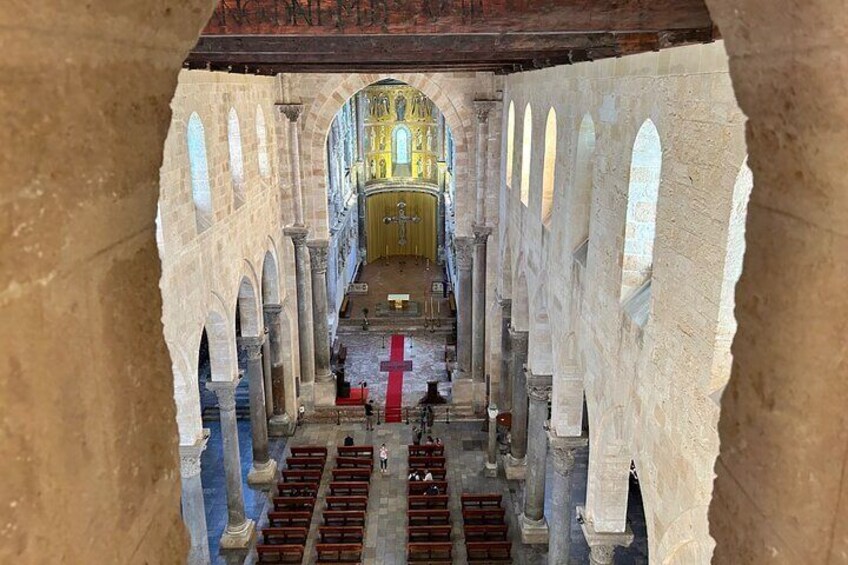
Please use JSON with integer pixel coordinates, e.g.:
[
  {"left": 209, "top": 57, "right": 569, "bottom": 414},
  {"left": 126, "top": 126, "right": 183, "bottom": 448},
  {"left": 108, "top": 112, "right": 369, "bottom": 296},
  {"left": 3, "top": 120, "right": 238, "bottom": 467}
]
[
  {"left": 261, "top": 238, "right": 282, "bottom": 306},
  {"left": 527, "top": 275, "right": 553, "bottom": 375},
  {"left": 236, "top": 260, "right": 263, "bottom": 338},
  {"left": 167, "top": 338, "right": 204, "bottom": 445},
  {"left": 302, "top": 73, "right": 473, "bottom": 235},
  {"left": 585, "top": 404, "right": 631, "bottom": 532},
  {"left": 204, "top": 292, "right": 238, "bottom": 382},
  {"left": 499, "top": 235, "right": 513, "bottom": 299},
  {"left": 511, "top": 256, "right": 530, "bottom": 332}
]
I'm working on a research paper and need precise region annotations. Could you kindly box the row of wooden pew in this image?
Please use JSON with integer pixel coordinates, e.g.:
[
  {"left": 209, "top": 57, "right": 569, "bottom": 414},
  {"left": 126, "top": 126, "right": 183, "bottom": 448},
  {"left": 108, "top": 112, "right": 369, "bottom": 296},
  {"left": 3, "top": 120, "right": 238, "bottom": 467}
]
[
  {"left": 407, "top": 443, "right": 453, "bottom": 563},
  {"left": 257, "top": 445, "right": 329, "bottom": 564},
  {"left": 461, "top": 493, "right": 512, "bottom": 563}
]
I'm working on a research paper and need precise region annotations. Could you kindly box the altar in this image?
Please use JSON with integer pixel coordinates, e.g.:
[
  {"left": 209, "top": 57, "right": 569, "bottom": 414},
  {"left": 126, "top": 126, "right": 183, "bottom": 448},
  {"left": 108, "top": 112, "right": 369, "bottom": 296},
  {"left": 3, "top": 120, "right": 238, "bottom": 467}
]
[{"left": 376, "top": 293, "right": 420, "bottom": 317}]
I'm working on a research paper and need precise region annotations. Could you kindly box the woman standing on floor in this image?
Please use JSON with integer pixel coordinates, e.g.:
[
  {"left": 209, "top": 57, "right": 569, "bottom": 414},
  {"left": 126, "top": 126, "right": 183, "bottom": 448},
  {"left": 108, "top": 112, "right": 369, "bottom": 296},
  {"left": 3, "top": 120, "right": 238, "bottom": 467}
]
[{"left": 379, "top": 443, "right": 389, "bottom": 474}]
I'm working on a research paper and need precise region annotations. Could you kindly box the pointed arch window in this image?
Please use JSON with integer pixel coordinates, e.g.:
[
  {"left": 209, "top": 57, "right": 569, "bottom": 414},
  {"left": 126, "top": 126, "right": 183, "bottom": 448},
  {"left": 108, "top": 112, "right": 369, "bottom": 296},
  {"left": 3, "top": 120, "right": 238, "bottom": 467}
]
[
  {"left": 186, "top": 112, "right": 213, "bottom": 232},
  {"left": 255, "top": 106, "right": 271, "bottom": 180},
  {"left": 393, "top": 125, "right": 412, "bottom": 165},
  {"left": 520, "top": 103, "right": 533, "bottom": 206},
  {"left": 506, "top": 102, "right": 516, "bottom": 189},
  {"left": 227, "top": 108, "right": 246, "bottom": 207},
  {"left": 541, "top": 108, "right": 557, "bottom": 227}
]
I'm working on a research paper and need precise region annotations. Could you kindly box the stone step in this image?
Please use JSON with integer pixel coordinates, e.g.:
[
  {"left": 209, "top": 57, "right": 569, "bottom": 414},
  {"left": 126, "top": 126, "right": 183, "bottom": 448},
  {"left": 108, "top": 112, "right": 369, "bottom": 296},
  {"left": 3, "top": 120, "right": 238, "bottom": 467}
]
[{"left": 301, "top": 403, "right": 483, "bottom": 425}]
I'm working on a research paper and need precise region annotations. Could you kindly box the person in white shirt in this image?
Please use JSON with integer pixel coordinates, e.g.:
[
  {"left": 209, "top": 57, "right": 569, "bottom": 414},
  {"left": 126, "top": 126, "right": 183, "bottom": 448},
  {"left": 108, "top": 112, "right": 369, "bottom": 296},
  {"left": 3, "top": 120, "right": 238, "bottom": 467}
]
[
  {"left": 379, "top": 443, "right": 389, "bottom": 473},
  {"left": 423, "top": 469, "right": 434, "bottom": 482}
]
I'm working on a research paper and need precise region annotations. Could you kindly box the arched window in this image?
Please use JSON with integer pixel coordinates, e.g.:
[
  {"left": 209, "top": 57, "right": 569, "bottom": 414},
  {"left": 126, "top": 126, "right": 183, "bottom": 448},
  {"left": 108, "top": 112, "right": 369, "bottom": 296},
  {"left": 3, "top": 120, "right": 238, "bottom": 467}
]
[
  {"left": 505, "top": 102, "right": 515, "bottom": 188},
  {"left": 520, "top": 103, "right": 533, "bottom": 206},
  {"left": 541, "top": 108, "right": 557, "bottom": 227},
  {"left": 186, "top": 112, "right": 212, "bottom": 232},
  {"left": 621, "top": 119, "right": 662, "bottom": 300},
  {"left": 255, "top": 106, "right": 271, "bottom": 179},
  {"left": 227, "top": 108, "right": 246, "bottom": 207},
  {"left": 393, "top": 125, "right": 411, "bottom": 164}
]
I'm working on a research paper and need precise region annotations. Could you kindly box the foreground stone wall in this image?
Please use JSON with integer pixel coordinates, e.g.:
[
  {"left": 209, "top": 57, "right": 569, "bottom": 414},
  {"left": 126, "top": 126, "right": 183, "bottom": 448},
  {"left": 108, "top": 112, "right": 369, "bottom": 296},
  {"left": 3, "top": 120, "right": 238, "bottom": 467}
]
[
  {"left": 158, "top": 70, "right": 300, "bottom": 445},
  {"left": 0, "top": 1, "right": 214, "bottom": 562},
  {"left": 499, "top": 42, "right": 747, "bottom": 562}
]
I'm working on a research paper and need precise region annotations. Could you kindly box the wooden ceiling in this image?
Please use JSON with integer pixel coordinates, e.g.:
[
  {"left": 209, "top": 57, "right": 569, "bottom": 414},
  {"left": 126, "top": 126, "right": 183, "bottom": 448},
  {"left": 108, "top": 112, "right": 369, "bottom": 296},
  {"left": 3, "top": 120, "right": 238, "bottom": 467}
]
[{"left": 186, "top": 0, "right": 718, "bottom": 75}]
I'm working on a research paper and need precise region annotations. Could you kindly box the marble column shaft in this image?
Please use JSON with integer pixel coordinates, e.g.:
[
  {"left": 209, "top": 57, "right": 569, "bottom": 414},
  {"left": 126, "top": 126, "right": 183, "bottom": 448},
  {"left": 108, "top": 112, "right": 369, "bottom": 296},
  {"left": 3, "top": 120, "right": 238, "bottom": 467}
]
[
  {"left": 524, "top": 373, "right": 552, "bottom": 523},
  {"left": 206, "top": 379, "right": 253, "bottom": 542},
  {"left": 263, "top": 304, "right": 287, "bottom": 415},
  {"left": 285, "top": 227, "right": 315, "bottom": 386},
  {"left": 472, "top": 226, "right": 491, "bottom": 383},
  {"left": 180, "top": 438, "right": 210, "bottom": 565},
  {"left": 239, "top": 336, "right": 271, "bottom": 466},
  {"left": 509, "top": 329, "right": 530, "bottom": 461},
  {"left": 261, "top": 331, "right": 274, "bottom": 418},
  {"left": 307, "top": 239, "right": 333, "bottom": 382},
  {"left": 499, "top": 299, "right": 513, "bottom": 411},
  {"left": 548, "top": 436, "right": 588, "bottom": 565},
  {"left": 486, "top": 404, "right": 499, "bottom": 476},
  {"left": 276, "top": 104, "right": 304, "bottom": 225},
  {"left": 455, "top": 236, "right": 474, "bottom": 377}
]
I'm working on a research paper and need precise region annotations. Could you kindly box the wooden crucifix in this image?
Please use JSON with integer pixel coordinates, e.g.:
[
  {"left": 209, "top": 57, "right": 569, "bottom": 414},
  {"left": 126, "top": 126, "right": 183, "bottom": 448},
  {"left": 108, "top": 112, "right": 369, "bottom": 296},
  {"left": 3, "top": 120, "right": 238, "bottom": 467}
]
[{"left": 383, "top": 201, "right": 421, "bottom": 247}]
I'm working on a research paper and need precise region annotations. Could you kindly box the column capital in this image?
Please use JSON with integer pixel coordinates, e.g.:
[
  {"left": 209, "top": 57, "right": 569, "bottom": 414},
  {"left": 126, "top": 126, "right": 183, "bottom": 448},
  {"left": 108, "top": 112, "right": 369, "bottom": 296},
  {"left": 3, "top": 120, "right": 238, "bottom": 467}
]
[
  {"left": 276, "top": 103, "right": 304, "bottom": 122},
  {"left": 455, "top": 236, "right": 474, "bottom": 270},
  {"left": 206, "top": 377, "right": 241, "bottom": 412},
  {"left": 472, "top": 223, "right": 493, "bottom": 245},
  {"left": 284, "top": 225, "right": 310, "bottom": 245},
  {"left": 548, "top": 432, "right": 588, "bottom": 475},
  {"left": 238, "top": 335, "right": 265, "bottom": 361},
  {"left": 508, "top": 326, "right": 529, "bottom": 345},
  {"left": 263, "top": 303, "right": 283, "bottom": 316},
  {"left": 307, "top": 239, "right": 330, "bottom": 273},
  {"left": 179, "top": 433, "right": 209, "bottom": 478},
  {"left": 526, "top": 371, "right": 553, "bottom": 402},
  {"left": 577, "top": 505, "right": 634, "bottom": 564},
  {"left": 473, "top": 99, "right": 499, "bottom": 123}
]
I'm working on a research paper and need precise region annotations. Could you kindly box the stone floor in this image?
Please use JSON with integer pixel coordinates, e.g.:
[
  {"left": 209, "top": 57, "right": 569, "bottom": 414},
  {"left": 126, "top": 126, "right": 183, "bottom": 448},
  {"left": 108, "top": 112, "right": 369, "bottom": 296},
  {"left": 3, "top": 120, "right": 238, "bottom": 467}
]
[{"left": 339, "top": 330, "right": 452, "bottom": 406}]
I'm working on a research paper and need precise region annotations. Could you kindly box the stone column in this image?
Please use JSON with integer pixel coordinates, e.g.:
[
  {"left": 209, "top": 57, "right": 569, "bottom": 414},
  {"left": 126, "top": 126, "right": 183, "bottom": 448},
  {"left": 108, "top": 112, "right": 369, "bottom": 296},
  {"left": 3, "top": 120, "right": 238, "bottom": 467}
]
[
  {"left": 436, "top": 192, "right": 446, "bottom": 264},
  {"left": 180, "top": 436, "right": 211, "bottom": 565},
  {"left": 239, "top": 336, "right": 278, "bottom": 488},
  {"left": 577, "top": 506, "right": 634, "bottom": 565},
  {"left": 284, "top": 226, "right": 315, "bottom": 405},
  {"left": 485, "top": 404, "right": 499, "bottom": 477},
  {"left": 505, "top": 328, "right": 529, "bottom": 480},
  {"left": 472, "top": 100, "right": 497, "bottom": 224},
  {"left": 520, "top": 372, "right": 552, "bottom": 544},
  {"left": 499, "top": 298, "right": 513, "bottom": 411},
  {"left": 264, "top": 304, "right": 294, "bottom": 436},
  {"left": 455, "top": 236, "right": 474, "bottom": 379},
  {"left": 206, "top": 379, "right": 256, "bottom": 549},
  {"left": 548, "top": 435, "right": 589, "bottom": 565},
  {"left": 471, "top": 224, "right": 492, "bottom": 387},
  {"left": 261, "top": 330, "right": 274, "bottom": 419},
  {"left": 307, "top": 239, "right": 336, "bottom": 406},
  {"left": 276, "top": 103, "right": 305, "bottom": 226}
]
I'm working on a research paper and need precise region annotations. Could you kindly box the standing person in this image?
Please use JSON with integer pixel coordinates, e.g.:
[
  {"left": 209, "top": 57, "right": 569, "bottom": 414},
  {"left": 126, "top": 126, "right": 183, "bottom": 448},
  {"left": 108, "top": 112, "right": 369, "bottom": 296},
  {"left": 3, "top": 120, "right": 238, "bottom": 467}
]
[
  {"left": 364, "top": 400, "right": 374, "bottom": 431},
  {"left": 379, "top": 443, "right": 389, "bottom": 474},
  {"left": 412, "top": 426, "right": 421, "bottom": 445},
  {"left": 426, "top": 405, "right": 435, "bottom": 430}
]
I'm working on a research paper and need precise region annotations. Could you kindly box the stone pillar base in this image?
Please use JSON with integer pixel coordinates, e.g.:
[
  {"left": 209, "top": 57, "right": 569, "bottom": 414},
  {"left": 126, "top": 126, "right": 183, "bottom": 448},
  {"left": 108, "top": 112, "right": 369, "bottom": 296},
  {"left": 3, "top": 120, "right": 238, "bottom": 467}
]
[
  {"left": 314, "top": 378, "right": 337, "bottom": 407},
  {"left": 504, "top": 454, "right": 527, "bottom": 480},
  {"left": 219, "top": 518, "right": 256, "bottom": 550},
  {"left": 451, "top": 377, "right": 474, "bottom": 405},
  {"left": 520, "top": 513, "right": 549, "bottom": 545},
  {"left": 484, "top": 461, "right": 498, "bottom": 478},
  {"left": 246, "top": 459, "right": 278, "bottom": 488},
  {"left": 268, "top": 414, "right": 296, "bottom": 437},
  {"left": 299, "top": 381, "right": 314, "bottom": 409}
]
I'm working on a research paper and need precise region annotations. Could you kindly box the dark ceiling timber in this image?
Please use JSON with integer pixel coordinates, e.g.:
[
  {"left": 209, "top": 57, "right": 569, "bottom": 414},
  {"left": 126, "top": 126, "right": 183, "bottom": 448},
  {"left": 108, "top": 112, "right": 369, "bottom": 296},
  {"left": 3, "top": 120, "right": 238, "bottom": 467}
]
[{"left": 187, "top": 0, "right": 718, "bottom": 75}]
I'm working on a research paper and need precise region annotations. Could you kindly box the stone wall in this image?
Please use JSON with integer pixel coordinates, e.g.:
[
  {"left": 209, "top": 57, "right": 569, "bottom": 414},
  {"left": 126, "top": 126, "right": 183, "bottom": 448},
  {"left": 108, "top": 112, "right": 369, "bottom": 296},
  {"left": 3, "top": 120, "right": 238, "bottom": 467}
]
[
  {"left": 158, "top": 70, "right": 300, "bottom": 445},
  {"left": 499, "top": 42, "right": 748, "bottom": 562}
]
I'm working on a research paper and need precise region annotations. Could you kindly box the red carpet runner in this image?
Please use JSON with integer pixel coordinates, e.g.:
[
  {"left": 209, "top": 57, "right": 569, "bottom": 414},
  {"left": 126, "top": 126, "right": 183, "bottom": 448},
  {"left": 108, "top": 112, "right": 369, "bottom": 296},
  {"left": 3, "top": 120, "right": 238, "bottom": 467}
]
[{"left": 384, "top": 334, "right": 405, "bottom": 423}]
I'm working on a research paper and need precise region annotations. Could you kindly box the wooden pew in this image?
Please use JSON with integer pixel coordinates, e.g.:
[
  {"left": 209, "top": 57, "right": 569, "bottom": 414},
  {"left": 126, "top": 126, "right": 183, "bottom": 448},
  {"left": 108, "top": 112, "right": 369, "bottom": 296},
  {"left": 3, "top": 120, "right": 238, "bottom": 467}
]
[
  {"left": 290, "top": 446, "right": 328, "bottom": 458},
  {"left": 408, "top": 495, "right": 449, "bottom": 510},
  {"left": 465, "top": 541, "right": 512, "bottom": 563},
  {"left": 408, "top": 481, "right": 448, "bottom": 496},
  {"left": 336, "top": 457, "right": 374, "bottom": 470},
  {"left": 272, "top": 496, "right": 315, "bottom": 513},
  {"left": 407, "top": 468, "right": 447, "bottom": 481},
  {"left": 332, "top": 468, "right": 371, "bottom": 482},
  {"left": 286, "top": 456, "right": 325, "bottom": 470},
  {"left": 280, "top": 470, "right": 321, "bottom": 483},
  {"left": 461, "top": 507, "right": 506, "bottom": 525},
  {"left": 326, "top": 496, "right": 368, "bottom": 511},
  {"left": 261, "top": 527, "right": 309, "bottom": 546},
  {"left": 276, "top": 482, "right": 319, "bottom": 497},
  {"left": 408, "top": 456, "right": 446, "bottom": 469},
  {"left": 318, "top": 526, "right": 365, "bottom": 544},
  {"left": 329, "top": 482, "right": 370, "bottom": 496},
  {"left": 315, "top": 543, "right": 362, "bottom": 564},
  {"left": 463, "top": 524, "right": 509, "bottom": 542},
  {"left": 408, "top": 444, "right": 445, "bottom": 457},
  {"left": 460, "top": 494, "right": 503, "bottom": 509},
  {"left": 268, "top": 511, "right": 312, "bottom": 528},
  {"left": 407, "top": 542, "right": 453, "bottom": 564},
  {"left": 337, "top": 445, "right": 374, "bottom": 458},
  {"left": 324, "top": 510, "right": 366, "bottom": 528},
  {"left": 408, "top": 525, "right": 452, "bottom": 543},
  {"left": 408, "top": 509, "right": 451, "bottom": 526},
  {"left": 256, "top": 544, "right": 305, "bottom": 564}
]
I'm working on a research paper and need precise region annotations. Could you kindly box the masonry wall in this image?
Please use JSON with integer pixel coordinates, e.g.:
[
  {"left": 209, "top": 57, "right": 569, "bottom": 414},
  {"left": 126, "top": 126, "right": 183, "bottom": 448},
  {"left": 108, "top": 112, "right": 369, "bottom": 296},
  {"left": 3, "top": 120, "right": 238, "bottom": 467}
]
[
  {"left": 499, "top": 42, "right": 747, "bottom": 562},
  {"left": 158, "top": 70, "right": 300, "bottom": 445}
]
